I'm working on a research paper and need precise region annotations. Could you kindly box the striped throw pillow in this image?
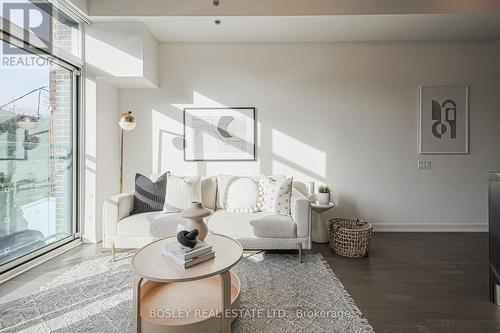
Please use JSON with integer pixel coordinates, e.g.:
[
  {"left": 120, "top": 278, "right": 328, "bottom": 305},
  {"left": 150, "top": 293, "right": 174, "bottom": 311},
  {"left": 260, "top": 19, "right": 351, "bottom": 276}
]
[{"left": 131, "top": 172, "right": 167, "bottom": 214}]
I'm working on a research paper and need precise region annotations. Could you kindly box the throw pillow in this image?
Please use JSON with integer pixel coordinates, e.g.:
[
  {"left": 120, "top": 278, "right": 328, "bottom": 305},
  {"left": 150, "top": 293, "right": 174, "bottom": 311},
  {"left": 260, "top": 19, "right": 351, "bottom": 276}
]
[
  {"left": 216, "top": 175, "right": 239, "bottom": 210},
  {"left": 257, "top": 176, "right": 293, "bottom": 216},
  {"left": 216, "top": 174, "right": 286, "bottom": 210},
  {"left": 164, "top": 173, "right": 202, "bottom": 213},
  {"left": 226, "top": 178, "right": 259, "bottom": 213},
  {"left": 131, "top": 172, "right": 168, "bottom": 215},
  {"left": 201, "top": 176, "right": 217, "bottom": 211}
]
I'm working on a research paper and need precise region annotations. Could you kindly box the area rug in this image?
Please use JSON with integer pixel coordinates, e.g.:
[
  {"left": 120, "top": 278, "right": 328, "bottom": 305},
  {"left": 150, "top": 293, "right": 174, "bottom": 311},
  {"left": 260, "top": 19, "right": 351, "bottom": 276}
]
[{"left": 0, "top": 252, "right": 373, "bottom": 333}]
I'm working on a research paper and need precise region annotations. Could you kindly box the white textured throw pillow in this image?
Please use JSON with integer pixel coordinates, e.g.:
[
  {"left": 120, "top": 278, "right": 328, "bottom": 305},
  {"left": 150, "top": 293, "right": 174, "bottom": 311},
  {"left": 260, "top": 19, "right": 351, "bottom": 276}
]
[
  {"left": 201, "top": 176, "right": 217, "bottom": 211},
  {"left": 163, "top": 173, "right": 202, "bottom": 213},
  {"left": 226, "top": 178, "right": 259, "bottom": 213},
  {"left": 257, "top": 176, "right": 293, "bottom": 215}
]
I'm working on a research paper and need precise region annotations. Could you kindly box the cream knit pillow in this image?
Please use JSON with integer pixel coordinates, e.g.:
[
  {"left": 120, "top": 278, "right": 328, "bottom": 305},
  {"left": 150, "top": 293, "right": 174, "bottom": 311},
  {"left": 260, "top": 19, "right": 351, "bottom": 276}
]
[
  {"left": 163, "top": 173, "right": 202, "bottom": 213},
  {"left": 201, "top": 176, "right": 217, "bottom": 210}
]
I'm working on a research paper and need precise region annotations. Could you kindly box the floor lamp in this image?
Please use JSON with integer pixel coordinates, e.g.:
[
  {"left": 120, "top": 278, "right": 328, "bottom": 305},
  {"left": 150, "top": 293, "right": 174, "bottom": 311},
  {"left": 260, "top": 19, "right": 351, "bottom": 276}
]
[{"left": 119, "top": 111, "right": 136, "bottom": 193}]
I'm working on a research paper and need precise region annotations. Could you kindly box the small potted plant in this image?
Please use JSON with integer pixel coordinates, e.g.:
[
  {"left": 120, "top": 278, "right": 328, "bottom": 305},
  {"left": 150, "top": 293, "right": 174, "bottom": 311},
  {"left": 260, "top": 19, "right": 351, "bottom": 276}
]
[{"left": 317, "top": 185, "right": 331, "bottom": 205}]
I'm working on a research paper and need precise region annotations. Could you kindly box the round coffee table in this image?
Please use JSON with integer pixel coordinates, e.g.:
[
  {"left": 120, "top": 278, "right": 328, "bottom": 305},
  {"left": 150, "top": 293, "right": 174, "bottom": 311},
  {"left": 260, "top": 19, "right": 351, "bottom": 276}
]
[{"left": 132, "top": 234, "right": 243, "bottom": 333}]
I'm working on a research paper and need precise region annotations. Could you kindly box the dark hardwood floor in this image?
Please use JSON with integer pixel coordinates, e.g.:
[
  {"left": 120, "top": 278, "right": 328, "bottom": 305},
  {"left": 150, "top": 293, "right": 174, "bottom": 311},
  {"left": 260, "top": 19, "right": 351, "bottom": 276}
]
[
  {"left": 1, "top": 233, "right": 499, "bottom": 332},
  {"left": 313, "top": 232, "right": 500, "bottom": 333}
]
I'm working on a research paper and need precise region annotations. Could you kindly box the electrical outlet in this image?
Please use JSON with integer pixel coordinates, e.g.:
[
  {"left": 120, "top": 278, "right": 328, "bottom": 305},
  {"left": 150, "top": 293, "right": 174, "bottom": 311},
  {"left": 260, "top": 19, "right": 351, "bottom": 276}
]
[{"left": 418, "top": 160, "right": 432, "bottom": 170}]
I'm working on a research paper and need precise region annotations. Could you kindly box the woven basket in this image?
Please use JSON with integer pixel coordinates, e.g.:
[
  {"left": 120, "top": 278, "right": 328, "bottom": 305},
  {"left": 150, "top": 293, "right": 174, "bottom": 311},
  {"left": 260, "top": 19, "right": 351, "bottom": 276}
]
[{"left": 328, "top": 217, "right": 373, "bottom": 258}]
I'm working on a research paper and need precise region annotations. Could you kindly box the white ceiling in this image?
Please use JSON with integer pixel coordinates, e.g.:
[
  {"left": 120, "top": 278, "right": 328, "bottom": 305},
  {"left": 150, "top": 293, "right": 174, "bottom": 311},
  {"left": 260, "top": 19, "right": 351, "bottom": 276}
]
[
  {"left": 126, "top": 14, "right": 500, "bottom": 42},
  {"left": 85, "top": 0, "right": 500, "bottom": 17}
]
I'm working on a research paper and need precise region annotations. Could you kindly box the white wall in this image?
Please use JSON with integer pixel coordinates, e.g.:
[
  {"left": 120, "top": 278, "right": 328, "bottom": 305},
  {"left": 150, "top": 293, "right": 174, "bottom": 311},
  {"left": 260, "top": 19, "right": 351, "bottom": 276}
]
[
  {"left": 83, "top": 21, "right": 160, "bottom": 243},
  {"left": 87, "top": 0, "right": 500, "bottom": 16},
  {"left": 85, "top": 22, "right": 159, "bottom": 88},
  {"left": 120, "top": 41, "right": 500, "bottom": 231},
  {"left": 83, "top": 76, "right": 97, "bottom": 243},
  {"left": 95, "top": 80, "right": 120, "bottom": 242},
  {"left": 142, "top": 25, "right": 160, "bottom": 87},
  {"left": 83, "top": 75, "right": 120, "bottom": 243}
]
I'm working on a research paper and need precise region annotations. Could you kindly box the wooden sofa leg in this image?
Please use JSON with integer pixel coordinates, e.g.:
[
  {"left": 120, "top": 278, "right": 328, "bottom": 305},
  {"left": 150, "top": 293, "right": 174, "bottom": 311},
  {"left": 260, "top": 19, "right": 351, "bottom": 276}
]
[
  {"left": 298, "top": 243, "right": 303, "bottom": 263},
  {"left": 112, "top": 241, "right": 116, "bottom": 262}
]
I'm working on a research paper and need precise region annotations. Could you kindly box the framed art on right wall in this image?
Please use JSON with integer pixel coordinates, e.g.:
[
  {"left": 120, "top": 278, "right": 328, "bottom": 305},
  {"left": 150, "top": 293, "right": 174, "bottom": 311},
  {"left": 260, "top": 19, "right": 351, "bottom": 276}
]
[{"left": 419, "top": 85, "right": 469, "bottom": 154}]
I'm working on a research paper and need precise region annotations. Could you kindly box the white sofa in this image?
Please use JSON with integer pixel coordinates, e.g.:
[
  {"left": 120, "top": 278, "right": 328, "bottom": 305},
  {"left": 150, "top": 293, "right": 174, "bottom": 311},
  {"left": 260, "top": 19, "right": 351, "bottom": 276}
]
[{"left": 102, "top": 178, "right": 312, "bottom": 261}]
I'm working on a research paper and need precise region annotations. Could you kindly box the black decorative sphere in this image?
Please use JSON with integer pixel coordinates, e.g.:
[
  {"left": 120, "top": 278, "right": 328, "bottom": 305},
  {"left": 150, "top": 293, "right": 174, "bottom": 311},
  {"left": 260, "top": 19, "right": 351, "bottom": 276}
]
[{"left": 177, "top": 229, "right": 199, "bottom": 248}]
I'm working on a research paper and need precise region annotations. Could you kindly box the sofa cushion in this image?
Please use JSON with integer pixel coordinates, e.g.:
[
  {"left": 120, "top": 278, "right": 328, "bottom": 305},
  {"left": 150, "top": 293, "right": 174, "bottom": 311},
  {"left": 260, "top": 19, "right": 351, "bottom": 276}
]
[
  {"left": 249, "top": 214, "right": 297, "bottom": 238},
  {"left": 207, "top": 211, "right": 296, "bottom": 238},
  {"left": 117, "top": 212, "right": 188, "bottom": 238}
]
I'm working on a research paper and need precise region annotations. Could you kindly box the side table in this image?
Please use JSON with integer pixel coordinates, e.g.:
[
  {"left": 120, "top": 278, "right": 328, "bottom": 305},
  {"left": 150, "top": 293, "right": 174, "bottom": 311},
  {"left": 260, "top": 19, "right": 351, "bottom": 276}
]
[{"left": 311, "top": 202, "right": 335, "bottom": 243}]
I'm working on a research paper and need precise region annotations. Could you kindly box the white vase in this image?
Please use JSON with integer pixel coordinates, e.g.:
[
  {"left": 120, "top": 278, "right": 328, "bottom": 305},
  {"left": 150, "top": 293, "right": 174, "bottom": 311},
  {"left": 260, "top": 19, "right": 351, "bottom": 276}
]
[
  {"left": 317, "top": 193, "right": 330, "bottom": 205},
  {"left": 181, "top": 202, "right": 212, "bottom": 240},
  {"left": 187, "top": 218, "right": 208, "bottom": 241},
  {"left": 307, "top": 181, "right": 317, "bottom": 203}
]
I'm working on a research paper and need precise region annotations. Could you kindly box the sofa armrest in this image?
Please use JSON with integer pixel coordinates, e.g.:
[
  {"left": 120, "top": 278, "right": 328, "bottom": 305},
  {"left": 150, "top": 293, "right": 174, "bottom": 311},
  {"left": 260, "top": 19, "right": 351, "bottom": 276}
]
[
  {"left": 291, "top": 189, "right": 311, "bottom": 239},
  {"left": 102, "top": 192, "right": 134, "bottom": 247}
]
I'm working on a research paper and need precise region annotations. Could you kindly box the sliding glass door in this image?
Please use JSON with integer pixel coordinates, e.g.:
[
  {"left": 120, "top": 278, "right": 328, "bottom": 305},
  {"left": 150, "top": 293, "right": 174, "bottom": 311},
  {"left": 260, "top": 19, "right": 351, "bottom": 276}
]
[
  {"left": 0, "top": 0, "right": 82, "bottom": 273},
  {"left": 0, "top": 40, "right": 77, "bottom": 270}
]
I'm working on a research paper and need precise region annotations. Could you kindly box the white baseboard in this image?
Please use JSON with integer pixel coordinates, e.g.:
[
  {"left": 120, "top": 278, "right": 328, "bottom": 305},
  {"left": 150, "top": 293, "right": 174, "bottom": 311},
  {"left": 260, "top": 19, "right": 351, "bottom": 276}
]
[{"left": 372, "top": 223, "right": 488, "bottom": 232}]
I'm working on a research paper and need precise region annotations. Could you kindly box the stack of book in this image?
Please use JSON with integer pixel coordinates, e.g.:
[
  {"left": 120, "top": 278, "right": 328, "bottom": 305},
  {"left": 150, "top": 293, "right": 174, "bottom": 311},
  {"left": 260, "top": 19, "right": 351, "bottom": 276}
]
[{"left": 162, "top": 240, "right": 215, "bottom": 268}]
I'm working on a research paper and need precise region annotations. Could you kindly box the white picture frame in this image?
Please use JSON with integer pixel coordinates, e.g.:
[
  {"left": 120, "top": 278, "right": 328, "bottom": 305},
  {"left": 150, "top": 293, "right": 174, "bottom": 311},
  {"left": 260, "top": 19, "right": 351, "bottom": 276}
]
[
  {"left": 419, "top": 85, "right": 469, "bottom": 155},
  {"left": 184, "top": 107, "right": 256, "bottom": 161}
]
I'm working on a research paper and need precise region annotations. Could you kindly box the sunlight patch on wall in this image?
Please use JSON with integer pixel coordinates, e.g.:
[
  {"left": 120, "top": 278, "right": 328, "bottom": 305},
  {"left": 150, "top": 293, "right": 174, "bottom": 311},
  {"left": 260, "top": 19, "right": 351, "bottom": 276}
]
[
  {"left": 152, "top": 108, "right": 197, "bottom": 176},
  {"left": 272, "top": 160, "right": 320, "bottom": 185},
  {"left": 171, "top": 92, "right": 256, "bottom": 133},
  {"left": 193, "top": 92, "right": 226, "bottom": 107},
  {"left": 85, "top": 35, "right": 142, "bottom": 77},
  {"left": 171, "top": 91, "right": 227, "bottom": 111},
  {"left": 168, "top": 92, "right": 261, "bottom": 176},
  {"left": 272, "top": 129, "right": 326, "bottom": 179}
]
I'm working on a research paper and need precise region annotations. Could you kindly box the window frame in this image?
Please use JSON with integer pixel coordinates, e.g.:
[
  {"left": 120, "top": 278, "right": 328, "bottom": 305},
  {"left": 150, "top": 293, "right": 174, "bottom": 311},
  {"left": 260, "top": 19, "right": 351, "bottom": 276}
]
[{"left": 0, "top": 1, "right": 84, "bottom": 276}]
